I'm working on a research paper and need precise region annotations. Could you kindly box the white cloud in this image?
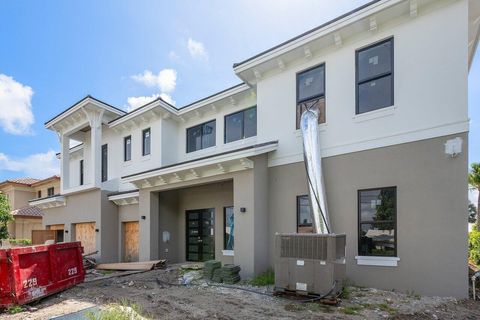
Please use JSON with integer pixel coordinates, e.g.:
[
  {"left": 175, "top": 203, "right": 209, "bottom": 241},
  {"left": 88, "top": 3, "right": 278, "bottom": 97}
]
[
  {"left": 126, "top": 93, "right": 176, "bottom": 112},
  {"left": 0, "top": 150, "right": 59, "bottom": 178},
  {"left": 187, "top": 38, "right": 208, "bottom": 61},
  {"left": 0, "top": 74, "right": 34, "bottom": 135},
  {"left": 131, "top": 69, "right": 177, "bottom": 93}
]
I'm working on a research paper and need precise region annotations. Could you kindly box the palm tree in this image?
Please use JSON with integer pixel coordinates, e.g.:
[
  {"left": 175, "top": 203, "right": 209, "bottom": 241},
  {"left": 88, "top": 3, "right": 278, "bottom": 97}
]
[{"left": 469, "top": 163, "right": 480, "bottom": 229}]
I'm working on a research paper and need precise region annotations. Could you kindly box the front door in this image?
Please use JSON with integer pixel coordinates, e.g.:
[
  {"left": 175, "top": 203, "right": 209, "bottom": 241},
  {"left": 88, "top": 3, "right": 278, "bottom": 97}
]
[{"left": 186, "top": 209, "right": 215, "bottom": 261}]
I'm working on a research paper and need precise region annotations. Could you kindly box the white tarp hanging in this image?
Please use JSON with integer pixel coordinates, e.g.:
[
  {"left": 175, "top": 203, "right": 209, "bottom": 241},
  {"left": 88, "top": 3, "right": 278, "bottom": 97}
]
[{"left": 300, "top": 101, "right": 331, "bottom": 234}]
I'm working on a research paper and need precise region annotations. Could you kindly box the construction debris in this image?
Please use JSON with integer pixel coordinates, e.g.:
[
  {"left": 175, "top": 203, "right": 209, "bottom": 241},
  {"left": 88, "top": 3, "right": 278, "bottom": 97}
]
[
  {"left": 203, "top": 260, "right": 221, "bottom": 280},
  {"left": 95, "top": 260, "right": 166, "bottom": 271},
  {"left": 220, "top": 265, "right": 241, "bottom": 284}
]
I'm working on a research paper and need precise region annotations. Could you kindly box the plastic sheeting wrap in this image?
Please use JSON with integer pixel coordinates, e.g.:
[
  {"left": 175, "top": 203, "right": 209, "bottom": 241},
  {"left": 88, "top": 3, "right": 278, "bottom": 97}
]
[{"left": 300, "top": 103, "right": 331, "bottom": 234}]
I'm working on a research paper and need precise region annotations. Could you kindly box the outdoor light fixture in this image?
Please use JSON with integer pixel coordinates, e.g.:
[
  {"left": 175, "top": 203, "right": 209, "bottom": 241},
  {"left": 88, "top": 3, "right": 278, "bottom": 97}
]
[
  {"left": 240, "top": 207, "right": 246, "bottom": 213},
  {"left": 141, "top": 215, "right": 146, "bottom": 220},
  {"left": 95, "top": 229, "right": 99, "bottom": 232},
  {"left": 65, "top": 230, "right": 69, "bottom": 233}
]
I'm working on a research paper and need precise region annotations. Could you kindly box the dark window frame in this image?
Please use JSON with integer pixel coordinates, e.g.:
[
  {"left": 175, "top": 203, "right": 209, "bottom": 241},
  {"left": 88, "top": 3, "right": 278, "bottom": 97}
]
[
  {"left": 224, "top": 106, "right": 257, "bottom": 143},
  {"left": 357, "top": 186, "right": 397, "bottom": 257},
  {"left": 101, "top": 144, "right": 108, "bottom": 182},
  {"left": 296, "top": 195, "right": 313, "bottom": 233},
  {"left": 47, "top": 187, "right": 55, "bottom": 197},
  {"left": 355, "top": 37, "right": 394, "bottom": 115},
  {"left": 79, "top": 159, "right": 84, "bottom": 186},
  {"left": 124, "top": 135, "right": 132, "bottom": 161},
  {"left": 37, "top": 190, "right": 42, "bottom": 198},
  {"left": 186, "top": 120, "right": 216, "bottom": 153},
  {"left": 296, "top": 63, "right": 326, "bottom": 129},
  {"left": 142, "top": 128, "right": 151, "bottom": 156},
  {"left": 223, "top": 206, "right": 234, "bottom": 250}
]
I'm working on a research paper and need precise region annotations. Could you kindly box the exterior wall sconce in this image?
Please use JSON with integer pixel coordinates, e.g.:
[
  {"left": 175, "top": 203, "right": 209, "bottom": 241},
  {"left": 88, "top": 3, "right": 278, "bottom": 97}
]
[
  {"left": 95, "top": 229, "right": 99, "bottom": 232},
  {"left": 240, "top": 207, "right": 246, "bottom": 213},
  {"left": 141, "top": 215, "right": 146, "bottom": 220},
  {"left": 65, "top": 230, "right": 69, "bottom": 233}
]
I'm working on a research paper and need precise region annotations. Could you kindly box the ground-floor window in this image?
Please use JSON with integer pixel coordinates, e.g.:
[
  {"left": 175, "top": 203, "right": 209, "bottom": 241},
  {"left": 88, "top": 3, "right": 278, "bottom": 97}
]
[
  {"left": 297, "top": 195, "right": 314, "bottom": 233},
  {"left": 224, "top": 207, "right": 234, "bottom": 250},
  {"left": 358, "top": 187, "right": 397, "bottom": 256}
]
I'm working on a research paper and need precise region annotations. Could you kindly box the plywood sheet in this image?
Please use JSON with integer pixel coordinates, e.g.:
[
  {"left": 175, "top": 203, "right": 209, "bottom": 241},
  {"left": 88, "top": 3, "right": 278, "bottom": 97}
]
[
  {"left": 95, "top": 260, "right": 166, "bottom": 271},
  {"left": 31, "top": 230, "right": 56, "bottom": 245},
  {"left": 75, "top": 222, "right": 96, "bottom": 255},
  {"left": 124, "top": 221, "right": 139, "bottom": 262},
  {"left": 49, "top": 224, "right": 64, "bottom": 231}
]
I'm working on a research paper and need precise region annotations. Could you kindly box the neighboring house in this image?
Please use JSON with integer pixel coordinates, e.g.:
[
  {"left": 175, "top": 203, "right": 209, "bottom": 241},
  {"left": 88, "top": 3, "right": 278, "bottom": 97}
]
[
  {"left": 30, "top": 0, "right": 479, "bottom": 298},
  {"left": 0, "top": 176, "right": 60, "bottom": 239}
]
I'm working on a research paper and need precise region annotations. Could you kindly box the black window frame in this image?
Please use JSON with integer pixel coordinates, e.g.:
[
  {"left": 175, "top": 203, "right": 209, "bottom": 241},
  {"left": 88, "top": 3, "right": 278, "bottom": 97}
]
[
  {"left": 296, "top": 63, "right": 326, "bottom": 130},
  {"left": 47, "top": 187, "right": 55, "bottom": 197},
  {"left": 186, "top": 120, "right": 216, "bottom": 153},
  {"left": 124, "top": 135, "right": 132, "bottom": 162},
  {"left": 296, "top": 195, "right": 314, "bottom": 233},
  {"left": 79, "top": 159, "right": 84, "bottom": 186},
  {"left": 142, "top": 128, "right": 151, "bottom": 156},
  {"left": 355, "top": 37, "right": 394, "bottom": 115},
  {"left": 37, "top": 190, "right": 42, "bottom": 198},
  {"left": 357, "top": 186, "right": 397, "bottom": 257},
  {"left": 224, "top": 106, "right": 257, "bottom": 143},
  {"left": 101, "top": 144, "right": 108, "bottom": 182},
  {"left": 223, "top": 206, "right": 234, "bottom": 250}
]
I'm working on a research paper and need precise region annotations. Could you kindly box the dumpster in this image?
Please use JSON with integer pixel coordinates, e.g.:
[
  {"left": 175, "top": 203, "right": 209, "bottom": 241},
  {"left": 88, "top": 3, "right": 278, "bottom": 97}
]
[{"left": 0, "top": 242, "right": 85, "bottom": 308}]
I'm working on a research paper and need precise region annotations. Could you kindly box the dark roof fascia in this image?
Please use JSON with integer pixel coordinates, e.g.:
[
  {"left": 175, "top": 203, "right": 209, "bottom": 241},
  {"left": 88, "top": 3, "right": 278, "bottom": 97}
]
[
  {"left": 122, "top": 140, "right": 278, "bottom": 179},
  {"left": 232, "top": 0, "right": 383, "bottom": 68},
  {"left": 45, "top": 95, "right": 126, "bottom": 126}
]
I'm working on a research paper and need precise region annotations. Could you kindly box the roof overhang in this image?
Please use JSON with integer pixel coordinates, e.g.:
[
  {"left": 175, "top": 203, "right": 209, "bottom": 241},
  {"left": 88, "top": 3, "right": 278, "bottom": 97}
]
[
  {"left": 29, "top": 195, "right": 66, "bottom": 209},
  {"left": 109, "top": 83, "right": 253, "bottom": 129},
  {"left": 108, "top": 191, "right": 140, "bottom": 206},
  {"left": 122, "top": 141, "right": 278, "bottom": 189},
  {"left": 233, "top": 0, "right": 458, "bottom": 85}
]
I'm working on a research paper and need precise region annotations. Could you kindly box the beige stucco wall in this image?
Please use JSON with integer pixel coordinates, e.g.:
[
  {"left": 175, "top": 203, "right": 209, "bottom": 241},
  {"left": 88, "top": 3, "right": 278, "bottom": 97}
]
[
  {"left": 11, "top": 190, "right": 36, "bottom": 210},
  {"left": 268, "top": 133, "right": 468, "bottom": 298},
  {"left": 34, "top": 180, "right": 61, "bottom": 198},
  {"left": 10, "top": 217, "right": 43, "bottom": 239}
]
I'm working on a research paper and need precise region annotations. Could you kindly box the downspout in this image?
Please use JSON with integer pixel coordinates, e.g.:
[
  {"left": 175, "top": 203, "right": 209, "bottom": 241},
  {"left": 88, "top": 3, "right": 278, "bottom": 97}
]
[{"left": 300, "top": 100, "right": 331, "bottom": 234}]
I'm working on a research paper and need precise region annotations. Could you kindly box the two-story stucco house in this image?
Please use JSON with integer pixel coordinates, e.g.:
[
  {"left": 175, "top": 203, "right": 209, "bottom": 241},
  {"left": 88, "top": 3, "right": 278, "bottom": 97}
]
[{"left": 31, "top": 0, "right": 480, "bottom": 297}]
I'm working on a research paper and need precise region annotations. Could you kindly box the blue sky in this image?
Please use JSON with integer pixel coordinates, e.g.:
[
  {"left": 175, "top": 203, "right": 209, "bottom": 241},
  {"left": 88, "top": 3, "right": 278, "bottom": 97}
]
[{"left": 0, "top": 0, "right": 478, "bottom": 184}]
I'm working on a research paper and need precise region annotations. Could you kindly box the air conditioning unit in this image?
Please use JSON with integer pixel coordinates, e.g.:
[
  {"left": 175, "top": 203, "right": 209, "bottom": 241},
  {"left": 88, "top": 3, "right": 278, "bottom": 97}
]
[{"left": 274, "top": 233, "right": 346, "bottom": 296}]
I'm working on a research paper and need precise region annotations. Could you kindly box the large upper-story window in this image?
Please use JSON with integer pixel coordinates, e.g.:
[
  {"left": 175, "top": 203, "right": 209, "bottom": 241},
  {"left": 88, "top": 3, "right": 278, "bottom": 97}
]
[
  {"left": 358, "top": 187, "right": 396, "bottom": 257},
  {"left": 296, "top": 64, "right": 326, "bottom": 129},
  {"left": 142, "top": 128, "right": 151, "bottom": 156},
  {"left": 356, "top": 38, "right": 394, "bottom": 114},
  {"left": 101, "top": 144, "right": 108, "bottom": 182},
  {"left": 224, "top": 106, "right": 257, "bottom": 143},
  {"left": 297, "top": 195, "right": 314, "bottom": 233},
  {"left": 124, "top": 136, "right": 132, "bottom": 161},
  {"left": 186, "top": 120, "right": 216, "bottom": 153}
]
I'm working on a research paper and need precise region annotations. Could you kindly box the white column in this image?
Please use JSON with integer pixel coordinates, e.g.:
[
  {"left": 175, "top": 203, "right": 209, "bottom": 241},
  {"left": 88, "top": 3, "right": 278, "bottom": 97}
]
[
  {"left": 84, "top": 109, "right": 104, "bottom": 187},
  {"left": 60, "top": 134, "right": 70, "bottom": 193}
]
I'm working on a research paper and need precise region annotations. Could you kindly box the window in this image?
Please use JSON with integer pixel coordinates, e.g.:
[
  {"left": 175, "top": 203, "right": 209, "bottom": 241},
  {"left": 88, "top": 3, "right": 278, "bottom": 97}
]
[
  {"left": 142, "top": 128, "right": 151, "bottom": 156},
  {"left": 102, "top": 144, "right": 108, "bottom": 182},
  {"left": 224, "top": 207, "right": 234, "bottom": 250},
  {"left": 37, "top": 190, "right": 42, "bottom": 198},
  {"left": 297, "top": 195, "right": 314, "bottom": 233},
  {"left": 186, "top": 120, "right": 216, "bottom": 153},
  {"left": 124, "top": 136, "right": 131, "bottom": 161},
  {"left": 224, "top": 106, "right": 257, "bottom": 143},
  {"left": 79, "top": 159, "right": 84, "bottom": 186},
  {"left": 356, "top": 38, "right": 394, "bottom": 114},
  {"left": 296, "top": 64, "right": 326, "bottom": 129},
  {"left": 358, "top": 187, "right": 397, "bottom": 257},
  {"left": 47, "top": 187, "right": 54, "bottom": 196}
]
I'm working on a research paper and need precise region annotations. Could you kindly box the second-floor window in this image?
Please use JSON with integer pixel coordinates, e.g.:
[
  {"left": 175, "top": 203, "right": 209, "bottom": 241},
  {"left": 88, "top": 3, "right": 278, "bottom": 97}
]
[
  {"left": 186, "top": 120, "right": 216, "bottom": 153},
  {"left": 142, "top": 128, "right": 151, "bottom": 156},
  {"left": 47, "top": 187, "right": 54, "bottom": 196},
  {"left": 296, "top": 64, "right": 326, "bottom": 129},
  {"left": 124, "top": 136, "right": 132, "bottom": 161},
  {"left": 356, "top": 37, "right": 394, "bottom": 114},
  {"left": 102, "top": 144, "right": 108, "bottom": 182},
  {"left": 79, "top": 159, "right": 84, "bottom": 185},
  {"left": 224, "top": 106, "right": 257, "bottom": 143}
]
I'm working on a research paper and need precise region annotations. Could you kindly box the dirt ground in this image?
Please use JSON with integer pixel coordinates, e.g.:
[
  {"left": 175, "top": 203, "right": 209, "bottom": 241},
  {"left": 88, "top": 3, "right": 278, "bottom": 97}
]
[{"left": 2, "top": 266, "right": 480, "bottom": 320}]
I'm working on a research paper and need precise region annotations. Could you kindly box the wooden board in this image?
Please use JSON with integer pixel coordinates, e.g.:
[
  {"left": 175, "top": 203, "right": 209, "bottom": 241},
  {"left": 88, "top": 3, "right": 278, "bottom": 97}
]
[
  {"left": 123, "top": 221, "right": 139, "bottom": 262},
  {"left": 95, "top": 260, "right": 166, "bottom": 271},
  {"left": 75, "top": 222, "right": 96, "bottom": 255},
  {"left": 31, "top": 230, "right": 56, "bottom": 245},
  {"left": 48, "top": 224, "right": 64, "bottom": 231}
]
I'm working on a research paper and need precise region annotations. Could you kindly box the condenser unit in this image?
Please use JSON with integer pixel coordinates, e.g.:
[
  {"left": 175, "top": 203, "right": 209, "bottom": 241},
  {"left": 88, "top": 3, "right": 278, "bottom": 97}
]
[{"left": 274, "top": 233, "right": 346, "bottom": 296}]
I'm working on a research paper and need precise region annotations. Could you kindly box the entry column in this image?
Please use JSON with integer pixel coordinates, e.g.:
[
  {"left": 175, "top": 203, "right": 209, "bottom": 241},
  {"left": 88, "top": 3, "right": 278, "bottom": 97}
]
[{"left": 138, "top": 190, "right": 160, "bottom": 261}]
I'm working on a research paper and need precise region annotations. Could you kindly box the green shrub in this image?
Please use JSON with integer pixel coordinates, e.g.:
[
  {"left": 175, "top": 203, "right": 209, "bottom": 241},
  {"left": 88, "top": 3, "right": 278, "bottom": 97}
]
[
  {"left": 469, "top": 228, "right": 480, "bottom": 265},
  {"left": 250, "top": 268, "right": 274, "bottom": 286},
  {"left": 9, "top": 239, "right": 32, "bottom": 246}
]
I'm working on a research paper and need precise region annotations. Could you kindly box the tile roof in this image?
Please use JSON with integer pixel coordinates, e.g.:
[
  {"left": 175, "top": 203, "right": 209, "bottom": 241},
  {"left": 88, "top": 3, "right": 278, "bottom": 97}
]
[
  {"left": 11, "top": 206, "right": 43, "bottom": 217},
  {"left": 1, "top": 178, "right": 41, "bottom": 186}
]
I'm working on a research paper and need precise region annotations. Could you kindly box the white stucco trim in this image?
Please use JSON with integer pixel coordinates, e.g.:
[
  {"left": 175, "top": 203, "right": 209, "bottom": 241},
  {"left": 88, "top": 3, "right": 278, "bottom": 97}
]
[
  {"left": 29, "top": 195, "right": 66, "bottom": 209},
  {"left": 61, "top": 184, "right": 99, "bottom": 196},
  {"left": 222, "top": 250, "right": 234, "bottom": 256},
  {"left": 355, "top": 256, "right": 400, "bottom": 267},
  {"left": 108, "top": 191, "right": 140, "bottom": 206}
]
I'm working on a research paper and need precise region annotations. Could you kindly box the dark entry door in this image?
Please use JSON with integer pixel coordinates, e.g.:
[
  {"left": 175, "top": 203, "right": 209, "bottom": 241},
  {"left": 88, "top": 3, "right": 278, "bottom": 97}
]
[{"left": 186, "top": 209, "right": 215, "bottom": 261}]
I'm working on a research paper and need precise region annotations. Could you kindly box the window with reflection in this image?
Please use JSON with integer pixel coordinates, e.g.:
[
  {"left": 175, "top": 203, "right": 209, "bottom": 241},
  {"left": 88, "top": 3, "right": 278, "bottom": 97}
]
[
  {"left": 356, "top": 38, "right": 394, "bottom": 114},
  {"left": 186, "top": 120, "right": 216, "bottom": 153},
  {"left": 224, "top": 207, "right": 234, "bottom": 250},
  {"left": 297, "top": 195, "right": 314, "bottom": 233},
  {"left": 296, "top": 64, "right": 326, "bottom": 129},
  {"left": 224, "top": 106, "right": 257, "bottom": 143},
  {"left": 358, "top": 187, "right": 396, "bottom": 256}
]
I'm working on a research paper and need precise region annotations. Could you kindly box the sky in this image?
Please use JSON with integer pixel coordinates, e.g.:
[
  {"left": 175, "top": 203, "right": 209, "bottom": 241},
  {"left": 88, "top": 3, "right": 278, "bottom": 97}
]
[{"left": 0, "top": 0, "right": 478, "bottom": 201}]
